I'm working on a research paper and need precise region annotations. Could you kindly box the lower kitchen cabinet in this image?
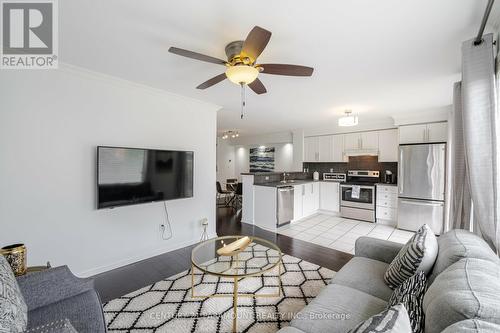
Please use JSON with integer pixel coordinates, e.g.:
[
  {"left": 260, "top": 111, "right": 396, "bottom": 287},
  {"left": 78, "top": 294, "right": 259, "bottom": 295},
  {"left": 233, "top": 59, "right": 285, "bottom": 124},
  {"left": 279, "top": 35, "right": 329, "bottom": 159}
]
[
  {"left": 320, "top": 182, "right": 340, "bottom": 212},
  {"left": 376, "top": 185, "right": 398, "bottom": 226},
  {"left": 302, "top": 182, "right": 319, "bottom": 217},
  {"left": 293, "top": 184, "right": 304, "bottom": 220}
]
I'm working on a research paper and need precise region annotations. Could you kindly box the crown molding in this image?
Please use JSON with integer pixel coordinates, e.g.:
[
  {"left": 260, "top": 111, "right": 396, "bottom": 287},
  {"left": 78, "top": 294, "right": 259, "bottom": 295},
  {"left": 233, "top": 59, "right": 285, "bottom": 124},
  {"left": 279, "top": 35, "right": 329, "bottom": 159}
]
[{"left": 57, "top": 62, "right": 222, "bottom": 113}]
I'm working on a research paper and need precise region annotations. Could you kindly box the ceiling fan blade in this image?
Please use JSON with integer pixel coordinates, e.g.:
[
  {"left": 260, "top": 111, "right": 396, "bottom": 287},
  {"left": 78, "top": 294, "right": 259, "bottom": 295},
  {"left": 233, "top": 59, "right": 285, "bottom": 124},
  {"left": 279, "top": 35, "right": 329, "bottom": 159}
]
[
  {"left": 196, "top": 73, "right": 227, "bottom": 89},
  {"left": 248, "top": 78, "right": 267, "bottom": 95},
  {"left": 169, "top": 47, "right": 227, "bottom": 65},
  {"left": 241, "top": 26, "right": 272, "bottom": 62},
  {"left": 259, "top": 64, "right": 314, "bottom": 76}
]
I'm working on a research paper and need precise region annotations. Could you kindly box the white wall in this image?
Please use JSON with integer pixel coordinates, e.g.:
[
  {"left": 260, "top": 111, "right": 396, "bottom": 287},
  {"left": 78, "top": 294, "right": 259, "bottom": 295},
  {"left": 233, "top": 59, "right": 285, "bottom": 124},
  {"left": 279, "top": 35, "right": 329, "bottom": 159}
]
[
  {"left": 216, "top": 138, "right": 235, "bottom": 183},
  {"left": 292, "top": 129, "right": 304, "bottom": 172},
  {"left": 234, "top": 143, "right": 294, "bottom": 177},
  {"left": 0, "top": 64, "right": 220, "bottom": 276}
]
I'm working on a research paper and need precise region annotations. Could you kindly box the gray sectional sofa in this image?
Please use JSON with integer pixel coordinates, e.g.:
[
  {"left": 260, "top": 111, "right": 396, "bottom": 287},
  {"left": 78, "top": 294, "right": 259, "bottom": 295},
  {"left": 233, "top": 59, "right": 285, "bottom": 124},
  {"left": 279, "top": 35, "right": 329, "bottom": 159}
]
[
  {"left": 16, "top": 266, "right": 107, "bottom": 333},
  {"left": 278, "top": 229, "right": 500, "bottom": 333}
]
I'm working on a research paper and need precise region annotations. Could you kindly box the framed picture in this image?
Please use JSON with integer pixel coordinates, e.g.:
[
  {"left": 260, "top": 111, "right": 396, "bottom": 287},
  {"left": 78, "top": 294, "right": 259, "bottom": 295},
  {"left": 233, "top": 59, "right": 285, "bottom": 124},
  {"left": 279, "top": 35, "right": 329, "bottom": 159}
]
[{"left": 249, "top": 147, "right": 275, "bottom": 172}]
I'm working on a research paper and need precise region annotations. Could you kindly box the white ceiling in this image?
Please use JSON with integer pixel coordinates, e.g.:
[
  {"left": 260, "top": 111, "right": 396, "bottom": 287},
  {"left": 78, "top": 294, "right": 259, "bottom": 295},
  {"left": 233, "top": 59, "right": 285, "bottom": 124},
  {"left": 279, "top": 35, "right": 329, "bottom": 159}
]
[{"left": 60, "top": 0, "right": 492, "bottom": 136}]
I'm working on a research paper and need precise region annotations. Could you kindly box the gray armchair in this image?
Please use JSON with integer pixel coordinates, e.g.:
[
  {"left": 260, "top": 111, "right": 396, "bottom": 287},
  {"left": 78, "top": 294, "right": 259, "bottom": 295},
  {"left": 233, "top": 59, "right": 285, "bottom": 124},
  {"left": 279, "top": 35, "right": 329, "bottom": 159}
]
[{"left": 16, "top": 266, "right": 107, "bottom": 333}]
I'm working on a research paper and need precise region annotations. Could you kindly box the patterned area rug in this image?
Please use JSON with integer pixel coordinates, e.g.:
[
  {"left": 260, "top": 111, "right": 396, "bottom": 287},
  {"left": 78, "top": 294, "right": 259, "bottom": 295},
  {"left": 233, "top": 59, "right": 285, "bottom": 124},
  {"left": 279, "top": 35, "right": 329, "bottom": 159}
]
[{"left": 103, "top": 244, "right": 335, "bottom": 333}]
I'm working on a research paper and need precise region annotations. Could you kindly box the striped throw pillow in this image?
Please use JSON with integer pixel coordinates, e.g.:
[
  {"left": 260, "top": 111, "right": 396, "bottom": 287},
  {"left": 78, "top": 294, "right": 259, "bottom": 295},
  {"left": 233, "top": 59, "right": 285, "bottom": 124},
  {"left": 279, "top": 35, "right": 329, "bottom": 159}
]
[
  {"left": 348, "top": 304, "right": 412, "bottom": 333},
  {"left": 387, "top": 271, "right": 427, "bottom": 333},
  {"left": 384, "top": 224, "right": 437, "bottom": 289}
]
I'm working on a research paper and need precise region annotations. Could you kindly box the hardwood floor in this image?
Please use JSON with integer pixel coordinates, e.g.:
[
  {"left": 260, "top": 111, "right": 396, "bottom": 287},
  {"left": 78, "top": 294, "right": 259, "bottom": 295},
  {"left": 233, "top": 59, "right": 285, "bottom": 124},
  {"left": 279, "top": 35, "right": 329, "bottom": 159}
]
[{"left": 93, "top": 207, "right": 353, "bottom": 302}]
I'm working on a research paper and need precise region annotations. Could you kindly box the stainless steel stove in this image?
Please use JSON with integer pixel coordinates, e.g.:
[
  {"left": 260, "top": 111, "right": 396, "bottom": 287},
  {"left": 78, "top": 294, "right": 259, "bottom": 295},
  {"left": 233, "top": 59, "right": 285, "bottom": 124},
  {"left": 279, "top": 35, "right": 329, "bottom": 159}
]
[{"left": 340, "top": 170, "right": 379, "bottom": 222}]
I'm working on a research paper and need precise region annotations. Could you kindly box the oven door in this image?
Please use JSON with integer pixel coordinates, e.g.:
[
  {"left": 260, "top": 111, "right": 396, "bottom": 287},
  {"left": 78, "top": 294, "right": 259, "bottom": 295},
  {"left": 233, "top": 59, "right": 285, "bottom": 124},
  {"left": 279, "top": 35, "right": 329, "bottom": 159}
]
[{"left": 341, "top": 185, "right": 375, "bottom": 209}]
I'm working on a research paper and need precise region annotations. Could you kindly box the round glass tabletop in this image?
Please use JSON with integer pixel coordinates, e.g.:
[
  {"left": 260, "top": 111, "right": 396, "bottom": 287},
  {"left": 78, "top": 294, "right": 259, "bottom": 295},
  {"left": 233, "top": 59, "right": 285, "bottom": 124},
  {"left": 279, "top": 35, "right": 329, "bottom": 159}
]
[{"left": 191, "top": 235, "right": 282, "bottom": 277}]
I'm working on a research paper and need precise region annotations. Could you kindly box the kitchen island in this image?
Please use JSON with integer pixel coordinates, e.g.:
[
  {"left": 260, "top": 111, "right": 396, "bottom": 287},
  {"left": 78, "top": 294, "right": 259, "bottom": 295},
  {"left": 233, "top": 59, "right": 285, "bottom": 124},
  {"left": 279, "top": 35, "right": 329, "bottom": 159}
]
[{"left": 242, "top": 172, "right": 341, "bottom": 231}]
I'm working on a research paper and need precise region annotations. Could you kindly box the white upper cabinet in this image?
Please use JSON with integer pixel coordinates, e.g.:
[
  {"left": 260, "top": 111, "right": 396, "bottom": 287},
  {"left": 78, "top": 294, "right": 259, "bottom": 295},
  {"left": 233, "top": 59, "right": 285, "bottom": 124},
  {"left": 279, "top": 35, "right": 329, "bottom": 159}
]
[
  {"left": 399, "top": 122, "right": 447, "bottom": 144},
  {"left": 378, "top": 129, "right": 398, "bottom": 162},
  {"left": 304, "top": 136, "right": 319, "bottom": 162},
  {"left": 344, "top": 132, "right": 379, "bottom": 151},
  {"left": 332, "top": 135, "right": 345, "bottom": 162},
  {"left": 360, "top": 131, "right": 379, "bottom": 150},
  {"left": 318, "top": 136, "right": 334, "bottom": 162},
  {"left": 399, "top": 124, "right": 427, "bottom": 144},
  {"left": 427, "top": 122, "right": 448, "bottom": 143},
  {"left": 304, "top": 135, "right": 345, "bottom": 162},
  {"left": 344, "top": 133, "right": 361, "bottom": 150}
]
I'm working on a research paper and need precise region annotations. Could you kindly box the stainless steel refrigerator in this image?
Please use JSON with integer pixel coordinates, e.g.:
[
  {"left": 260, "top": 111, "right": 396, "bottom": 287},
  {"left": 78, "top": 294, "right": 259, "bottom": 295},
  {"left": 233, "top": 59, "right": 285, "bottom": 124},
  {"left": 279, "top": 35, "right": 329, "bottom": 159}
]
[{"left": 397, "top": 143, "right": 446, "bottom": 235}]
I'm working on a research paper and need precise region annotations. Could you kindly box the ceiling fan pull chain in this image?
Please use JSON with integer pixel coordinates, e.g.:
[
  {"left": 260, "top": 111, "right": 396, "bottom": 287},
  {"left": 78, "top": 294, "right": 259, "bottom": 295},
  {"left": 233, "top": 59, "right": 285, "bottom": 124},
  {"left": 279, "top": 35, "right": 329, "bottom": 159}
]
[{"left": 240, "top": 83, "right": 246, "bottom": 119}]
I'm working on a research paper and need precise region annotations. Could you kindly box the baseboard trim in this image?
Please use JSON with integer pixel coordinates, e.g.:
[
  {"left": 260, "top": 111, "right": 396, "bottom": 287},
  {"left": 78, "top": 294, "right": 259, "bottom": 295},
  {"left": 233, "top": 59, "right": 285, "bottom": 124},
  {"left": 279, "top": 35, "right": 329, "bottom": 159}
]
[{"left": 79, "top": 233, "right": 218, "bottom": 277}]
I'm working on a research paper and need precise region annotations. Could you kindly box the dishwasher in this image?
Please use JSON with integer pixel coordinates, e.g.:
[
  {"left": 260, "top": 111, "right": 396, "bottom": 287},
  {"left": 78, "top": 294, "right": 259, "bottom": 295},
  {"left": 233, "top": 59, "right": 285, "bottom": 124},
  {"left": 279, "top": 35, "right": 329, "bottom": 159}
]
[{"left": 276, "top": 186, "right": 294, "bottom": 227}]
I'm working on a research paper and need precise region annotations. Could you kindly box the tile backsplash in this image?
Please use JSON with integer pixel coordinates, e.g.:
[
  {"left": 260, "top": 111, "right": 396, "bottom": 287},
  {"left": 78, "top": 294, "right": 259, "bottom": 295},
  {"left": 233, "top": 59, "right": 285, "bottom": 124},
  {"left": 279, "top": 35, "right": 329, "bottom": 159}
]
[
  {"left": 303, "top": 156, "right": 398, "bottom": 183},
  {"left": 253, "top": 171, "right": 310, "bottom": 184}
]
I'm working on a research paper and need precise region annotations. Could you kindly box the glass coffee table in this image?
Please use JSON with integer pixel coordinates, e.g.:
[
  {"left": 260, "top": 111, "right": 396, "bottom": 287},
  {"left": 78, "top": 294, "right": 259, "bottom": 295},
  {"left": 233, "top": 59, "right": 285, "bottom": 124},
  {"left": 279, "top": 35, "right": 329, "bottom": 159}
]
[{"left": 191, "top": 235, "right": 283, "bottom": 333}]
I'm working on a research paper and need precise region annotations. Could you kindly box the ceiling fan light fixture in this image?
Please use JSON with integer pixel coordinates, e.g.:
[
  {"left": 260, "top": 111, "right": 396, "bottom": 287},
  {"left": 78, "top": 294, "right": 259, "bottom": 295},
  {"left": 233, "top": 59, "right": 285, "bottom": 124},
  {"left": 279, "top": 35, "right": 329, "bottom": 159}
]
[
  {"left": 225, "top": 65, "right": 259, "bottom": 85},
  {"left": 338, "top": 110, "right": 358, "bottom": 127}
]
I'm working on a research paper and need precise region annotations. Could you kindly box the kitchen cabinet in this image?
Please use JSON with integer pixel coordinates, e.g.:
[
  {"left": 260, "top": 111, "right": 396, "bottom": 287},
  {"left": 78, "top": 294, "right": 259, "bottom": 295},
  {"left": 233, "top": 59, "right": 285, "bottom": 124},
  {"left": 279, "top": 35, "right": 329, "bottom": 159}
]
[
  {"left": 427, "top": 122, "right": 448, "bottom": 142},
  {"left": 304, "top": 135, "right": 344, "bottom": 162},
  {"left": 293, "top": 185, "right": 304, "bottom": 221},
  {"left": 320, "top": 182, "right": 340, "bottom": 212},
  {"left": 360, "top": 131, "right": 379, "bottom": 150},
  {"left": 332, "top": 135, "right": 345, "bottom": 162},
  {"left": 318, "top": 136, "right": 334, "bottom": 162},
  {"left": 302, "top": 182, "right": 320, "bottom": 217},
  {"left": 304, "top": 136, "right": 319, "bottom": 162},
  {"left": 376, "top": 185, "right": 398, "bottom": 226},
  {"left": 344, "top": 131, "right": 379, "bottom": 151},
  {"left": 378, "top": 129, "right": 398, "bottom": 162},
  {"left": 312, "top": 182, "right": 320, "bottom": 211},
  {"left": 344, "top": 133, "right": 361, "bottom": 150},
  {"left": 399, "top": 122, "right": 447, "bottom": 144}
]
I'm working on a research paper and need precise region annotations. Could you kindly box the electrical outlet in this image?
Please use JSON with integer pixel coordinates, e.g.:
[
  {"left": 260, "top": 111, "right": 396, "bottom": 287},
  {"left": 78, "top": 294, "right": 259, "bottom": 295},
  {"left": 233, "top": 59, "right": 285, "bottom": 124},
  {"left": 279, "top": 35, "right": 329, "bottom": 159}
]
[
  {"left": 330, "top": 168, "right": 334, "bottom": 172},
  {"left": 265, "top": 176, "right": 269, "bottom": 180}
]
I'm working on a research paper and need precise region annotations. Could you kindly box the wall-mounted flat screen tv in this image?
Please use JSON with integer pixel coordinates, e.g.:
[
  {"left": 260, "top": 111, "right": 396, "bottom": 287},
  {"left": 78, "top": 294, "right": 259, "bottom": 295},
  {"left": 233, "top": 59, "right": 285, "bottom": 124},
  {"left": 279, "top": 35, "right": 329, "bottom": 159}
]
[{"left": 97, "top": 146, "right": 194, "bottom": 209}]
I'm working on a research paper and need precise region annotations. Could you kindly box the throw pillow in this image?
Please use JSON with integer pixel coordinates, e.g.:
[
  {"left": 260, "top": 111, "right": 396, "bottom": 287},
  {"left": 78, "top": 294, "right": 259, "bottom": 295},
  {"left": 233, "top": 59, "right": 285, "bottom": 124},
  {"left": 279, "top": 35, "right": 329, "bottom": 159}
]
[
  {"left": 0, "top": 255, "right": 28, "bottom": 333},
  {"left": 384, "top": 224, "right": 437, "bottom": 289},
  {"left": 387, "top": 271, "right": 427, "bottom": 333},
  {"left": 348, "top": 304, "right": 412, "bottom": 333}
]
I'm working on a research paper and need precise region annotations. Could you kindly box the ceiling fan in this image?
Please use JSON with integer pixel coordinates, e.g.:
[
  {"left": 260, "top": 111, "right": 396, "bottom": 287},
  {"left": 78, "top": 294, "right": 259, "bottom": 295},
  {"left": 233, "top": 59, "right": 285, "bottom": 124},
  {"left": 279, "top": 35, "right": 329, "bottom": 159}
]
[{"left": 168, "top": 26, "right": 314, "bottom": 95}]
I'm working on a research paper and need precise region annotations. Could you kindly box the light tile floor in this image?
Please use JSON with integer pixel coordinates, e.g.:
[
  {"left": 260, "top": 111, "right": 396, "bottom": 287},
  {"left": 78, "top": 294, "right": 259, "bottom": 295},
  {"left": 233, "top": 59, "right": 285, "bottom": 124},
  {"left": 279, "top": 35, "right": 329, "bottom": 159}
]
[{"left": 277, "top": 213, "right": 415, "bottom": 254}]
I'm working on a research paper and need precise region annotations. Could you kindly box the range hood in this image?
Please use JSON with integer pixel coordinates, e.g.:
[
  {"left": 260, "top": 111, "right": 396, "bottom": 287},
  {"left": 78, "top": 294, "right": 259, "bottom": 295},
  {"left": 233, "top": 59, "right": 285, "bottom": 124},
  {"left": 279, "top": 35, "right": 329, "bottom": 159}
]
[{"left": 344, "top": 149, "right": 379, "bottom": 157}]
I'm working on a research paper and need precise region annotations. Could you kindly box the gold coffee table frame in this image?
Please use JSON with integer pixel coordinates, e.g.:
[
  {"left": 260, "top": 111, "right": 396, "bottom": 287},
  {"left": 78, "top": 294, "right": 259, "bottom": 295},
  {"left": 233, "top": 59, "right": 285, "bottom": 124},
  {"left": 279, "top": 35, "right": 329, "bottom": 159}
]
[{"left": 191, "top": 235, "right": 283, "bottom": 333}]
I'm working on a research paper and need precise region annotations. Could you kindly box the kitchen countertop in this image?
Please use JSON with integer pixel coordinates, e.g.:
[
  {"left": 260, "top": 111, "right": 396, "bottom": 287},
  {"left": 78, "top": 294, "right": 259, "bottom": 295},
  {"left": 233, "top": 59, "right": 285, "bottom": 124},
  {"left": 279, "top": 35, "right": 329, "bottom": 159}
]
[
  {"left": 254, "top": 179, "right": 325, "bottom": 187},
  {"left": 376, "top": 183, "right": 398, "bottom": 187}
]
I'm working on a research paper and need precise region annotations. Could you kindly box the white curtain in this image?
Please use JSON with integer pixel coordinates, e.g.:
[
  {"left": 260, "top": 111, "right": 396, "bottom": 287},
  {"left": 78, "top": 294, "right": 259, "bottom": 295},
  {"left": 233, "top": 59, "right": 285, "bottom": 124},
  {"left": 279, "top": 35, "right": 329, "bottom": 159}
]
[
  {"left": 460, "top": 33, "right": 499, "bottom": 252},
  {"left": 446, "top": 82, "right": 472, "bottom": 231}
]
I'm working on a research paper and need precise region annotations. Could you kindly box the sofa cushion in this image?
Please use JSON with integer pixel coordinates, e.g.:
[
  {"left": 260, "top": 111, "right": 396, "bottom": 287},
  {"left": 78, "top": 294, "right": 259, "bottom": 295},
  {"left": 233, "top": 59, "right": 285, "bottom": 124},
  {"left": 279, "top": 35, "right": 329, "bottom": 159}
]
[
  {"left": 429, "top": 229, "right": 499, "bottom": 284},
  {"left": 27, "top": 290, "right": 106, "bottom": 333},
  {"left": 276, "top": 327, "right": 306, "bottom": 333},
  {"left": 387, "top": 272, "right": 427, "bottom": 333},
  {"left": 384, "top": 224, "right": 437, "bottom": 289},
  {"left": 0, "top": 255, "right": 27, "bottom": 333},
  {"left": 26, "top": 318, "right": 78, "bottom": 333},
  {"left": 348, "top": 304, "right": 412, "bottom": 333},
  {"left": 423, "top": 258, "right": 500, "bottom": 333},
  {"left": 331, "top": 257, "right": 393, "bottom": 301},
  {"left": 290, "top": 284, "right": 387, "bottom": 333},
  {"left": 441, "top": 319, "right": 500, "bottom": 333}
]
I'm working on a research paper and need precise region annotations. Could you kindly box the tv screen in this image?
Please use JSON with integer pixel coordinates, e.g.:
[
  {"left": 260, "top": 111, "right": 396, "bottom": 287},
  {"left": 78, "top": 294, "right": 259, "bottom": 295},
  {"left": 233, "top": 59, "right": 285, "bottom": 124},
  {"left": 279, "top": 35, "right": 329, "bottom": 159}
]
[{"left": 97, "top": 146, "right": 194, "bottom": 209}]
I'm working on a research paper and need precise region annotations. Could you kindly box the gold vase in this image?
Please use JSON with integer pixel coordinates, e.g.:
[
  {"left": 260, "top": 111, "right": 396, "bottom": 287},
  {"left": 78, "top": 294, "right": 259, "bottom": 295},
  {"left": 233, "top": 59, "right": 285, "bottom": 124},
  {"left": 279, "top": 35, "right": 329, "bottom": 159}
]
[{"left": 1, "top": 244, "right": 27, "bottom": 276}]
